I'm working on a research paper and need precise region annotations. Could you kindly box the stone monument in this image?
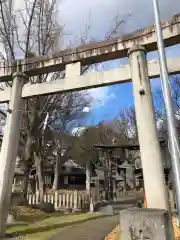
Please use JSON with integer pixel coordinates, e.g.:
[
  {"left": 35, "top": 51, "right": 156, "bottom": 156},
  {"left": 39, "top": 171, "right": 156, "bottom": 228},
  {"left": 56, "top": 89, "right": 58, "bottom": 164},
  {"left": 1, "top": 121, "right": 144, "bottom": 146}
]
[{"left": 119, "top": 208, "right": 173, "bottom": 240}]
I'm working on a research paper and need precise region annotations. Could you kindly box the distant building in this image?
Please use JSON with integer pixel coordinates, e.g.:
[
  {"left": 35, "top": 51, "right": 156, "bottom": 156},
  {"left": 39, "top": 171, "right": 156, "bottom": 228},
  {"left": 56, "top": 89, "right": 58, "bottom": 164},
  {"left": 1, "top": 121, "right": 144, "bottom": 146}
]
[{"left": 13, "top": 157, "right": 86, "bottom": 194}]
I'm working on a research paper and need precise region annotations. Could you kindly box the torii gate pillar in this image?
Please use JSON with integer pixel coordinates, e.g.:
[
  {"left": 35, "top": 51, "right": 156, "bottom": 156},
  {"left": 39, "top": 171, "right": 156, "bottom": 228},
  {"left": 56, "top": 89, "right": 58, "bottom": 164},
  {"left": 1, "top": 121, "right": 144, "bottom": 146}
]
[
  {"left": 128, "top": 45, "right": 169, "bottom": 210},
  {"left": 0, "top": 72, "right": 27, "bottom": 237}
]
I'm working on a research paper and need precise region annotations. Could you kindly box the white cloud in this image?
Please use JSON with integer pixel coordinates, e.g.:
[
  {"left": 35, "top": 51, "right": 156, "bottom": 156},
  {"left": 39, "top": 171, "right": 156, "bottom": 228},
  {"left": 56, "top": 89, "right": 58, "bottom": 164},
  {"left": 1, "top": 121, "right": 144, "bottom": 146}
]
[
  {"left": 156, "top": 119, "right": 164, "bottom": 130},
  {"left": 175, "top": 109, "right": 180, "bottom": 120},
  {"left": 88, "top": 86, "right": 117, "bottom": 108},
  {"left": 90, "top": 88, "right": 108, "bottom": 101},
  {"left": 83, "top": 107, "right": 90, "bottom": 113},
  {"left": 59, "top": 0, "right": 180, "bottom": 42},
  {"left": 71, "top": 126, "right": 86, "bottom": 136}
]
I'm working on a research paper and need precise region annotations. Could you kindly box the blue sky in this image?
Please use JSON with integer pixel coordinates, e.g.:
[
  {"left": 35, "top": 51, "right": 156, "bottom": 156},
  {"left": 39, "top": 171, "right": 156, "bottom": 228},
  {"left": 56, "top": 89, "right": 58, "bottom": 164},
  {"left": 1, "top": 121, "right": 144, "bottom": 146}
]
[{"left": 58, "top": 0, "right": 180, "bottom": 125}]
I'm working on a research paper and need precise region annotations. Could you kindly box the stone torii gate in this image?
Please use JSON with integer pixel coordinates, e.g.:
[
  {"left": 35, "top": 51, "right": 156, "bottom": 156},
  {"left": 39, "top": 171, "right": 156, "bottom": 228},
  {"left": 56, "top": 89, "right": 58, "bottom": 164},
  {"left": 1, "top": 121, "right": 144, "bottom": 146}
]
[{"left": 0, "top": 13, "right": 180, "bottom": 236}]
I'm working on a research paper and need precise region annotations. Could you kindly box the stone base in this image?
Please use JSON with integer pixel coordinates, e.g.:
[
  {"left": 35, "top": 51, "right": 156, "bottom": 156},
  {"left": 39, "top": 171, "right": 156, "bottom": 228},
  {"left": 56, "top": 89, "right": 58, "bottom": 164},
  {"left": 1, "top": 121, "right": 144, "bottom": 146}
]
[
  {"left": 11, "top": 192, "right": 27, "bottom": 206},
  {"left": 55, "top": 207, "right": 72, "bottom": 213},
  {"left": 119, "top": 207, "right": 173, "bottom": 240},
  {"left": 90, "top": 203, "right": 94, "bottom": 212},
  {"left": 72, "top": 208, "right": 82, "bottom": 213},
  {"left": 7, "top": 214, "right": 15, "bottom": 224}
]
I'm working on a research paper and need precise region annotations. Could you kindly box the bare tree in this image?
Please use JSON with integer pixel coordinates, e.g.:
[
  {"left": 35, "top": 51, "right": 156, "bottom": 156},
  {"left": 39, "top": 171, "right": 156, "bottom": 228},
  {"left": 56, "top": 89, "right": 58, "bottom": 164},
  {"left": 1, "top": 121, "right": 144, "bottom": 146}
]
[
  {"left": 50, "top": 132, "right": 78, "bottom": 191},
  {"left": 0, "top": 0, "right": 131, "bottom": 203},
  {"left": 154, "top": 75, "right": 180, "bottom": 139},
  {"left": 105, "top": 107, "right": 138, "bottom": 143},
  {"left": 0, "top": 0, "right": 91, "bottom": 201},
  {"left": 119, "top": 107, "right": 138, "bottom": 142},
  {"left": 69, "top": 121, "right": 128, "bottom": 166}
]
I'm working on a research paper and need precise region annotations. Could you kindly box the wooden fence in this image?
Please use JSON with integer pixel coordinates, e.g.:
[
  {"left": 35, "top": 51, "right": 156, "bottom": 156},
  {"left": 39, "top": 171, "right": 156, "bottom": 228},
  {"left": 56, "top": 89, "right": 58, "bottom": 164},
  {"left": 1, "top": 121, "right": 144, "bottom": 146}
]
[
  {"left": 27, "top": 189, "right": 144, "bottom": 212},
  {"left": 27, "top": 190, "right": 90, "bottom": 211}
]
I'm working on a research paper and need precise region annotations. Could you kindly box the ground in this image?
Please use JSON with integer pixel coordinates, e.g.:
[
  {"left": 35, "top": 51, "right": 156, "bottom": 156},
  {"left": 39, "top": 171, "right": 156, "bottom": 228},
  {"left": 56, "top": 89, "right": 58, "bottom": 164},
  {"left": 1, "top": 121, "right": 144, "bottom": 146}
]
[
  {"left": 5, "top": 194, "right": 140, "bottom": 240},
  {"left": 6, "top": 206, "right": 102, "bottom": 240},
  {"left": 8, "top": 205, "right": 180, "bottom": 240},
  {"left": 49, "top": 215, "right": 119, "bottom": 240}
]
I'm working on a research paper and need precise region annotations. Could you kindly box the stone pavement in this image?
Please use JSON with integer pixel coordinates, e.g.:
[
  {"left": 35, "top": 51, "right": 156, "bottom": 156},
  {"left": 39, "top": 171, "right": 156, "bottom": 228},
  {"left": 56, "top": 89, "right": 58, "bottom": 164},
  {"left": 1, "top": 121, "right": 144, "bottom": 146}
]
[{"left": 49, "top": 215, "right": 119, "bottom": 240}]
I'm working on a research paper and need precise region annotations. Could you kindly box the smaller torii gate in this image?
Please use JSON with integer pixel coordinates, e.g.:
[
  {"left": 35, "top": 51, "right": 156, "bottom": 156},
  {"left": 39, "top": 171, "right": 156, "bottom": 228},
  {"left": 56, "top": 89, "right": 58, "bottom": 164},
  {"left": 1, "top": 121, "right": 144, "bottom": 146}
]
[{"left": 0, "top": 13, "right": 180, "bottom": 236}]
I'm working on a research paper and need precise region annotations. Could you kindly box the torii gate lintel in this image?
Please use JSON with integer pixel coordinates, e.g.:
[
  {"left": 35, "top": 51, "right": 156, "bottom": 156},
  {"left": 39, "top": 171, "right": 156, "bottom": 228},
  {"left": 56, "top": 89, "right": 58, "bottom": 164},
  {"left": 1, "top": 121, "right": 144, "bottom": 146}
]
[
  {"left": 0, "top": 12, "right": 179, "bottom": 82},
  {"left": 0, "top": 56, "right": 180, "bottom": 103}
]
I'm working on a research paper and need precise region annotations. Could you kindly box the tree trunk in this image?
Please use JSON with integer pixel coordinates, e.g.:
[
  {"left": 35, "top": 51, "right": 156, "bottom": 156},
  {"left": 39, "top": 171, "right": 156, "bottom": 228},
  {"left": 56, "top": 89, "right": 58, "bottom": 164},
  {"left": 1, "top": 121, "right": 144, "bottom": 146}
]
[
  {"left": 23, "top": 171, "right": 29, "bottom": 198},
  {"left": 23, "top": 134, "right": 34, "bottom": 198},
  {"left": 52, "top": 154, "right": 60, "bottom": 191},
  {"left": 30, "top": 177, "right": 35, "bottom": 194},
  {"left": 34, "top": 153, "right": 44, "bottom": 204},
  {"left": 24, "top": 135, "right": 33, "bottom": 161}
]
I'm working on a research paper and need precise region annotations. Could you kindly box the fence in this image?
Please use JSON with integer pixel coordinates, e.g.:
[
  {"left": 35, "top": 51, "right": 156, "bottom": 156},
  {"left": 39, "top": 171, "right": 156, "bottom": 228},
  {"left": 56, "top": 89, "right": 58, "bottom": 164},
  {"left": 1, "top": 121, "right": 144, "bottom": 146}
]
[
  {"left": 91, "top": 189, "right": 143, "bottom": 203},
  {"left": 27, "top": 190, "right": 90, "bottom": 211},
  {"left": 27, "top": 188, "right": 144, "bottom": 212}
]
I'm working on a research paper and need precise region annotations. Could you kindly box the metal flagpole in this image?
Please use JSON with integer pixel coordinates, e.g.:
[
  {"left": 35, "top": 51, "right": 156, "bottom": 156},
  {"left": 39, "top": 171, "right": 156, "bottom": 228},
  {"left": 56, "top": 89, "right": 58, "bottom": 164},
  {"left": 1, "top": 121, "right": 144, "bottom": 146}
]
[{"left": 152, "top": 0, "right": 180, "bottom": 219}]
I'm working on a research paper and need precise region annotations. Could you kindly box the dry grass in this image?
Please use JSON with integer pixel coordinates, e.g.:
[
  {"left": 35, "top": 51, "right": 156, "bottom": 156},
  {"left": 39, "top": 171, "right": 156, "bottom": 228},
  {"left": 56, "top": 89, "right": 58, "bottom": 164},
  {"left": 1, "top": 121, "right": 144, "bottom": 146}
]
[
  {"left": 10, "top": 206, "right": 48, "bottom": 222},
  {"left": 173, "top": 217, "right": 180, "bottom": 239},
  {"left": 104, "top": 226, "right": 120, "bottom": 240}
]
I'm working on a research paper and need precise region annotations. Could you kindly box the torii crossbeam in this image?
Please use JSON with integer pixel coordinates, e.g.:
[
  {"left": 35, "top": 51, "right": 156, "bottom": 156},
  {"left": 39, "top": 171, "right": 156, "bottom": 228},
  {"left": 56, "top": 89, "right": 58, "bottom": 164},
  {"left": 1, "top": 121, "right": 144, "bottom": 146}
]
[{"left": 0, "top": 13, "right": 179, "bottom": 82}]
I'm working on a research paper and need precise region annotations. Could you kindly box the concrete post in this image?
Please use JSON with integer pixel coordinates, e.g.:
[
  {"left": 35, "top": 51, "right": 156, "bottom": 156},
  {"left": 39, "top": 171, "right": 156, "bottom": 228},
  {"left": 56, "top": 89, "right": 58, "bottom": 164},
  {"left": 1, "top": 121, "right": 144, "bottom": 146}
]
[
  {"left": 65, "top": 62, "right": 81, "bottom": 77},
  {"left": 12, "top": 177, "right": 16, "bottom": 193},
  {"left": 0, "top": 73, "right": 27, "bottom": 237},
  {"left": 86, "top": 159, "right": 91, "bottom": 195},
  {"left": 132, "top": 167, "right": 136, "bottom": 190},
  {"left": 104, "top": 170, "right": 109, "bottom": 200},
  {"left": 112, "top": 179, "right": 117, "bottom": 201},
  {"left": 64, "top": 176, "right": 68, "bottom": 185},
  {"left": 123, "top": 169, "right": 127, "bottom": 191},
  {"left": 128, "top": 45, "right": 169, "bottom": 210},
  {"left": 35, "top": 176, "right": 39, "bottom": 192},
  {"left": 95, "top": 178, "right": 100, "bottom": 202}
]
